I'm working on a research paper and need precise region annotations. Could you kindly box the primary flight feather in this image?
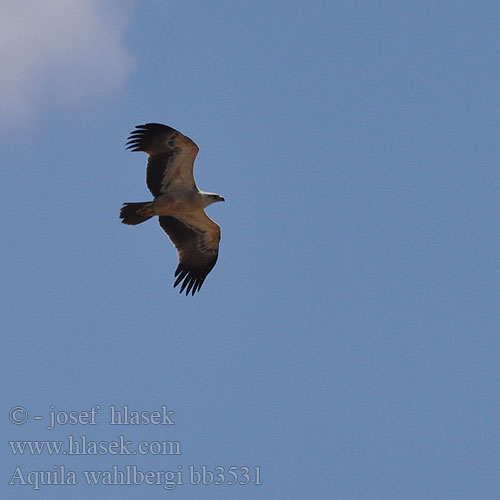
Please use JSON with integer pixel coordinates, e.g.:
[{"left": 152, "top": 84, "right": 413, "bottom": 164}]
[{"left": 120, "top": 123, "right": 224, "bottom": 295}]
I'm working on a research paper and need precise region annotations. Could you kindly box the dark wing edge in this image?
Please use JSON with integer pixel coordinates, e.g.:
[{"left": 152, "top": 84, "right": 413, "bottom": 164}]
[
  {"left": 158, "top": 216, "right": 219, "bottom": 296},
  {"left": 125, "top": 123, "right": 180, "bottom": 153}
]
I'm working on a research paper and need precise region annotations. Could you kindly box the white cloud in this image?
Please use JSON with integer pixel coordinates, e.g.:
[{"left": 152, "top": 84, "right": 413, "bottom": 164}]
[{"left": 0, "top": 0, "right": 134, "bottom": 121}]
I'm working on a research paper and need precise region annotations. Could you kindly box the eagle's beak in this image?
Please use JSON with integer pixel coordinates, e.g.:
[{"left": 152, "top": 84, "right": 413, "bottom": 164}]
[{"left": 220, "top": 197, "right": 225, "bottom": 202}]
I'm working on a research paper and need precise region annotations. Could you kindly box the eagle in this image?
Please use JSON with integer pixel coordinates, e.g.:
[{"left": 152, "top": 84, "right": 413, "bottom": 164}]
[{"left": 120, "top": 123, "right": 224, "bottom": 295}]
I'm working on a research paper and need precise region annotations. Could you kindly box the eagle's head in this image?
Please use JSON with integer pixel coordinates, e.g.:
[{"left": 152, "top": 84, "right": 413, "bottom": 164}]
[{"left": 202, "top": 193, "right": 225, "bottom": 206}]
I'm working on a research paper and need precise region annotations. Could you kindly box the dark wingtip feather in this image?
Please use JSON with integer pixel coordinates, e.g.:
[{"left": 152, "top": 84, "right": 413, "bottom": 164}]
[
  {"left": 125, "top": 123, "right": 182, "bottom": 153},
  {"left": 184, "top": 276, "right": 197, "bottom": 296},
  {"left": 124, "top": 124, "right": 156, "bottom": 151},
  {"left": 173, "top": 266, "right": 208, "bottom": 296},
  {"left": 174, "top": 269, "right": 188, "bottom": 288}
]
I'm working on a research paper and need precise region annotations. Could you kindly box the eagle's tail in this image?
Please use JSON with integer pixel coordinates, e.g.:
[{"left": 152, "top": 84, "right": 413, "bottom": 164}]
[{"left": 120, "top": 202, "right": 155, "bottom": 225}]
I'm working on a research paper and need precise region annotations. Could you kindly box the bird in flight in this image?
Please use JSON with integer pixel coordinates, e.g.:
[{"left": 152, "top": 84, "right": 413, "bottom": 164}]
[{"left": 120, "top": 123, "right": 224, "bottom": 295}]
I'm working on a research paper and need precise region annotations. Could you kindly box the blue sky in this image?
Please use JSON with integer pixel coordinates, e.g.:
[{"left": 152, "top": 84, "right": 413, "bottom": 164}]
[{"left": 2, "top": 1, "right": 499, "bottom": 498}]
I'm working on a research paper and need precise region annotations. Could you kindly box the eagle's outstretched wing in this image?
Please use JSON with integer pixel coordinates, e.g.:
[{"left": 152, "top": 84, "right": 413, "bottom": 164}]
[
  {"left": 126, "top": 123, "right": 199, "bottom": 196},
  {"left": 159, "top": 211, "right": 221, "bottom": 295}
]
